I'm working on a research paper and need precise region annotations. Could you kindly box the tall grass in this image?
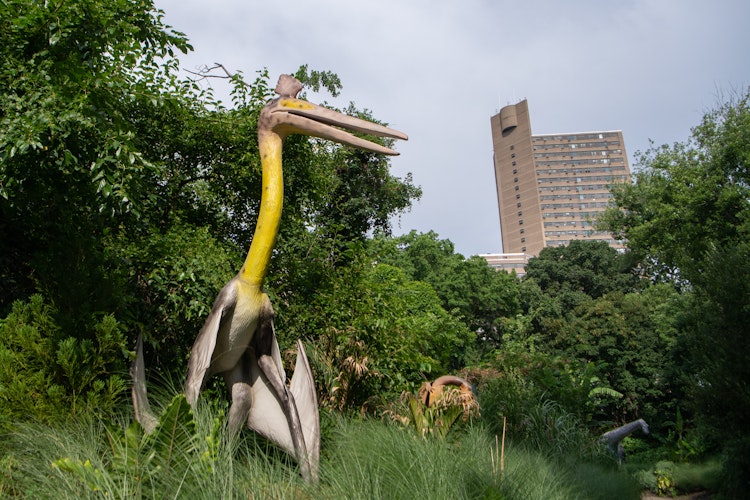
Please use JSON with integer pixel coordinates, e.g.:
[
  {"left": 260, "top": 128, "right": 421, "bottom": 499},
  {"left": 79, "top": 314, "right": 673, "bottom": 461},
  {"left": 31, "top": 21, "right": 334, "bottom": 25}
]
[
  {"left": 318, "top": 419, "right": 638, "bottom": 499},
  {"left": 1, "top": 400, "right": 641, "bottom": 499},
  {"left": 1, "top": 403, "right": 306, "bottom": 498}
]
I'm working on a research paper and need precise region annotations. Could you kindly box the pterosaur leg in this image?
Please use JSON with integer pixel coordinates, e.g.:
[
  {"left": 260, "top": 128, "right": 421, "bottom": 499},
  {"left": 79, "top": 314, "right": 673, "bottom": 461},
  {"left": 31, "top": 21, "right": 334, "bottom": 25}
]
[
  {"left": 222, "top": 356, "right": 254, "bottom": 438},
  {"left": 249, "top": 302, "right": 316, "bottom": 482}
]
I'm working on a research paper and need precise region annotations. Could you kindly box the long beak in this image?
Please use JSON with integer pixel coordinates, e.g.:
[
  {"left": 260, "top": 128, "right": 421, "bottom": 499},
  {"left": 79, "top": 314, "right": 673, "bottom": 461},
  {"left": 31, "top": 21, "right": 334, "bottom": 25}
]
[{"left": 270, "top": 98, "right": 408, "bottom": 155}]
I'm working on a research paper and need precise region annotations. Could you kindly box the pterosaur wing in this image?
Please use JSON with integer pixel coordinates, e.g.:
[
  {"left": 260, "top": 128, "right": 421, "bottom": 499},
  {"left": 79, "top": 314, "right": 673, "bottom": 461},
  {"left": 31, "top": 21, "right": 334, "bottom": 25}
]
[
  {"left": 131, "top": 333, "right": 158, "bottom": 433},
  {"left": 289, "top": 339, "right": 320, "bottom": 475},
  {"left": 185, "top": 282, "right": 238, "bottom": 405},
  {"left": 245, "top": 338, "right": 320, "bottom": 455}
]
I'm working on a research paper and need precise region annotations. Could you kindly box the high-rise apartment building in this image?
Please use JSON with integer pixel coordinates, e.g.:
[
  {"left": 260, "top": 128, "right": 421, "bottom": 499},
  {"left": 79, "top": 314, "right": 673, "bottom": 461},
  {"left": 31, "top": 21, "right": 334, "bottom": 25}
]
[{"left": 489, "top": 99, "right": 630, "bottom": 258}]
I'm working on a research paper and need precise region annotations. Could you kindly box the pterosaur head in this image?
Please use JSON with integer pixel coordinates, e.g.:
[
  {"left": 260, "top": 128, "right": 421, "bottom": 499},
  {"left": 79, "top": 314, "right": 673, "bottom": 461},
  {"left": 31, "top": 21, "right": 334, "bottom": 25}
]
[{"left": 259, "top": 75, "right": 408, "bottom": 155}]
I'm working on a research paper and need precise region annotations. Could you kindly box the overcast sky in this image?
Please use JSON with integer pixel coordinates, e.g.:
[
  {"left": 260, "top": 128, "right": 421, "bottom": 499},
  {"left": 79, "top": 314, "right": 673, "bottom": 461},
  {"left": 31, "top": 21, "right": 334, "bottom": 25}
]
[{"left": 154, "top": 0, "right": 750, "bottom": 257}]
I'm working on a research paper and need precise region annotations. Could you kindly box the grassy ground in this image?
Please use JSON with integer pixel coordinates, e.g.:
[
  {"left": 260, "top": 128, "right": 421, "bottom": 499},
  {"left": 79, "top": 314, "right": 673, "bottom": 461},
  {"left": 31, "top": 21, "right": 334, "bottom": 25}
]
[{"left": 0, "top": 399, "right": 643, "bottom": 499}]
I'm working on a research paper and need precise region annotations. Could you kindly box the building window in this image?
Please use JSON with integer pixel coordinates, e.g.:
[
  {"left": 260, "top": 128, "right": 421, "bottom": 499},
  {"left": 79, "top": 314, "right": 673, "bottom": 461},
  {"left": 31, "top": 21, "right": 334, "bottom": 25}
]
[
  {"left": 515, "top": 194, "right": 520, "bottom": 199},
  {"left": 517, "top": 211, "right": 522, "bottom": 216},
  {"left": 511, "top": 153, "right": 516, "bottom": 158},
  {"left": 512, "top": 168, "right": 517, "bottom": 174},
  {"left": 514, "top": 177, "right": 518, "bottom": 183},
  {"left": 512, "top": 161, "right": 517, "bottom": 166},
  {"left": 520, "top": 228, "right": 525, "bottom": 234},
  {"left": 514, "top": 185, "right": 519, "bottom": 191},
  {"left": 510, "top": 145, "right": 515, "bottom": 150},
  {"left": 516, "top": 202, "right": 521, "bottom": 208},
  {"left": 521, "top": 237, "right": 526, "bottom": 243},
  {"left": 519, "top": 219, "right": 524, "bottom": 225},
  {"left": 521, "top": 246, "right": 527, "bottom": 252}
]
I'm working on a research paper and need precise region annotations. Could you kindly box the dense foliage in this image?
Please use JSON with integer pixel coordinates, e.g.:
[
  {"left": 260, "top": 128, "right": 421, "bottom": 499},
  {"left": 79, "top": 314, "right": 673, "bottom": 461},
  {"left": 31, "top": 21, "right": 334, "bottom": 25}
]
[
  {"left": 0, "top": 295, "right": 127, "bottom": 429},
  {"left": 599, "top": 89, "right": 750, "bottom": 495},
  {"left": 369, "top": 231, "right": 521, "bottom": 351}
]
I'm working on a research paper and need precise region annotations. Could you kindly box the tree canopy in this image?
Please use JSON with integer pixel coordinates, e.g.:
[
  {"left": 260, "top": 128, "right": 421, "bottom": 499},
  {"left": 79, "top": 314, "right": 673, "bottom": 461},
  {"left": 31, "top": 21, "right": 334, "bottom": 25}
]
[{"left": 369, "top": 231, "right": 521, "bottom": 347}]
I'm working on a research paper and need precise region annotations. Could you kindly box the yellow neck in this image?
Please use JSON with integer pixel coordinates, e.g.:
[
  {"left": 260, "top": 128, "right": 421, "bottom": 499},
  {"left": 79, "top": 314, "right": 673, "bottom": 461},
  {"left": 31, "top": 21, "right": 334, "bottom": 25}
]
[{"left": 240, "top": 132, "right": 283, "bottom": 286}]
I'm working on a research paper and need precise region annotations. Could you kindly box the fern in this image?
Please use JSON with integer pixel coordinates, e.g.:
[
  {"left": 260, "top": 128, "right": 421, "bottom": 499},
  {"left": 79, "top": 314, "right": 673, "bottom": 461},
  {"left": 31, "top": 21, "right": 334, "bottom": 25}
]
[
  {"left": 147, "top": 394, "right": 197, "bottom": 473},
  {"left": 53, "top": 394, "right": 209, "bottom": 495}
]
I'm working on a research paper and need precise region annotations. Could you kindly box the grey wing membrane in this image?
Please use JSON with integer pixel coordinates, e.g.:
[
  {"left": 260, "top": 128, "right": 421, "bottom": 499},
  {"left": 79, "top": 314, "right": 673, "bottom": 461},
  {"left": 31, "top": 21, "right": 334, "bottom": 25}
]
[
  {"left": 185, "top": 281, "right": 238, "bottom": 405},
  {"left": 131, "top": 333, "right": 159, "bottom": 433},
  {"left": 289, "top": 339, "right": 320, "bottom": 477}
]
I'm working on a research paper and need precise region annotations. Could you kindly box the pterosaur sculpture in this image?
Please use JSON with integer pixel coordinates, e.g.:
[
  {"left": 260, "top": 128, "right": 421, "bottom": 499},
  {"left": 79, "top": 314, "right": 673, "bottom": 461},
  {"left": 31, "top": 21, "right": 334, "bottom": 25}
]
[
  {"left": 132, "top": 75, "right": 407, "bottom": 482},
  {"left": 600, "top": 418, "right": 649, "bottom": 462}
]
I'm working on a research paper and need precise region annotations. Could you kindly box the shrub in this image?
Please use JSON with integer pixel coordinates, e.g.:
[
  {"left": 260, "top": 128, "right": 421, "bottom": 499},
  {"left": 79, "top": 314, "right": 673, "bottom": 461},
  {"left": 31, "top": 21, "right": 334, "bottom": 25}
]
[
  {"left": 0, "top": 295, "right": 128, "bottom": 429},
  {"left": 476, "top": 365, "right": 607, "bottom": 462}
]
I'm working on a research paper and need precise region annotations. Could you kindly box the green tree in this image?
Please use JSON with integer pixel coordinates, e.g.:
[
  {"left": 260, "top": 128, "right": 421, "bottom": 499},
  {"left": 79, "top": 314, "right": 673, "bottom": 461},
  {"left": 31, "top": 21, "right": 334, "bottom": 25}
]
[
  {"left": 520, "top": 240, "right": 642, "bottom": 343},
  {"left": 370, "top": 231, "right": 521, "bottom": 349},
  {"left": 0, "top": 0, "right": 193, "bottom": 316},
  {"left": 599, "top": 89, "right": 750, "bottom": 495},
  {"left": 524, "top": 240, "right": 642, "bottom": 300},
  {"left": 507, "top": 241, "right": 683, "bottom": 431},
  {"left": 599, "top": 92, "right": 750, "bottom": 285},
  {"left": 553, "top": 285, "right": 685, "bottom": 427}
]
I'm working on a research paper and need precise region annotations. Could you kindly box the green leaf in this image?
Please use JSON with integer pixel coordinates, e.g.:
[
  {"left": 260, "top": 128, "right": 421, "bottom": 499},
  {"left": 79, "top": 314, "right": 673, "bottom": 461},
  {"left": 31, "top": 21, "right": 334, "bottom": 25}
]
[
  {"left": 145, "top": 394, "right": 196, "bottom": 471},
  {"left": 588, "top": 386, "right": 623, "bottom": 399}
]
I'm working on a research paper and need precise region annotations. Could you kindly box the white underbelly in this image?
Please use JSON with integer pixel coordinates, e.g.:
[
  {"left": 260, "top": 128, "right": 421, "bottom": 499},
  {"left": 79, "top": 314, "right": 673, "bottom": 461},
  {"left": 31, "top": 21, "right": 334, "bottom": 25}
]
[{"left": 210, "top": 289, "right": 263, "bottom": 373}]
